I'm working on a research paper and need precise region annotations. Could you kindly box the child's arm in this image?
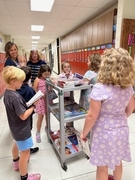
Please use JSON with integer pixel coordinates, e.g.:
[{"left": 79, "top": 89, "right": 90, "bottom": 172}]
[
  {"left": 125, "top": 95, "right": 135, "bottom": 117},
  {"left": 80, "top": 99, "right": 101, "bottom": 140},
  {"left": 19, "top": 104, "right": 36, "bottom": 121},
  {"left": 33, "top": 77, "right": 39, "bottom": 92}
]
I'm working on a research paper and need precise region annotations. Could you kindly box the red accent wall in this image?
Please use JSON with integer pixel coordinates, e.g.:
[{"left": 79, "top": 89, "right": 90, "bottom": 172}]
[{"left": 61, "top": 49, "right": 104, "bottom": 75}]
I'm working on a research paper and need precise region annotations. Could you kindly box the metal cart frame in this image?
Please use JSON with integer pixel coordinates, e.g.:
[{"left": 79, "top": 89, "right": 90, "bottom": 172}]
[{"left": 46, "top": 79, "right": 92, "bottom": 171}]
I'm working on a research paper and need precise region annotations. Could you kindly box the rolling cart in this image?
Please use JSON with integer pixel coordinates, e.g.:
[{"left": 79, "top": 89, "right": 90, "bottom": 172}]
[{"left": 45, "top": 79, "right": 92, "bottom": 171}]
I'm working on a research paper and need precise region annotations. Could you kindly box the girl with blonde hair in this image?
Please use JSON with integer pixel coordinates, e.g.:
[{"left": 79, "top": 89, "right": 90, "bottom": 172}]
[{"left": 81, "top": 48, "right": 135, "bottom": 180}]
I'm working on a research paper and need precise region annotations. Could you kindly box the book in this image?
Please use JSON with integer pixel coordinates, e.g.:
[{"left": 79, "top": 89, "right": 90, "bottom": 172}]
[
  {"left": 74, "top": 73, "right": 83, "bottom": 79},
  {"left": 75, "top": 130, "right": 91, "bottom": 158},
  {"left": 26, "top": 90, "right": 44, "bottom": 107},
  {"left": 50, "top": 130, "right": 60, "bottom": 141},
  {"left": 52, "top": 102, "right": 87, "bottom": 119},
  {"left": 67, "top": 134, "right": 78, "bottom": 145},
  {"left": 64, "top": 102, "right": 87, "bottom": 116},
  {"left": 65, "top": 144, "right": 79, "bottom": 156}
]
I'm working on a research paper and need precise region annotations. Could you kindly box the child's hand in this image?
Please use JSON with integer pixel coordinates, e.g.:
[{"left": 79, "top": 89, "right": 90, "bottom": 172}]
[
  {"left": 80, "top": 133, "right": 87, "bottom": 142},
  {"left": 65, "top": 72, "right": 70, "bottom": 78}
]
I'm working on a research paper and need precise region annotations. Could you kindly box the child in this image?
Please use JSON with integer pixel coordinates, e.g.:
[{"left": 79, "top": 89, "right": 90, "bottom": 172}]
[
  {"left": 2, "top": 66, "right": 41, "bottom": 180},
  {"left": 79, "top": 53, "right": 101, "bottom": 111},
  {"left": 17, "top": 66, "right": 39, "bottom": 155},
  {"left": 33, "top": 64, "right": 51, "bottom": 143},
  {"left": 59, "top": 61, "right": 74, "bottom": 80},
  {"left": 81, "top": 48, "right": 135, "bottom": 180},
  {"left": 58, "top": 61, "right": 74, "bottom": 127}
]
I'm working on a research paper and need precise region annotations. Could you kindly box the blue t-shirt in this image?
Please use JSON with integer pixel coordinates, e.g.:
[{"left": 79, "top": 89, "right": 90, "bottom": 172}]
[{"left": 17, "top": 83, "right": 35, "bottom": 102}]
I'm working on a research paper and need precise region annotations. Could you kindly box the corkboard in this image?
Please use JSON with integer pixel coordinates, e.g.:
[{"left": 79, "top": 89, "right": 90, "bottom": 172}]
[{"left": 121, "top": 19, "right": 135, "bottom": 58}]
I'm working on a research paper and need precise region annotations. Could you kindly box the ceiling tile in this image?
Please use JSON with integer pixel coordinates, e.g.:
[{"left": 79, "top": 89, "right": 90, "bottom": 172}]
[
  {"left": 67, "top": 7, "right": 94, "bottom": 20},
  {"left": 0, "top": 0, "right": 118, "bottom": 52},
  {"left": 5, "top": 1, "right": 30, "bottom": 16},
  {"left": 0, "top": 15, "right": 15, "bottom": 24},
  {"left": 78, "top": 0, "right": 106, "bottom": 7}
]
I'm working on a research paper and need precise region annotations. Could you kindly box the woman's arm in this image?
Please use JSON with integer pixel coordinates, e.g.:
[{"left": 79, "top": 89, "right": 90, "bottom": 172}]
[
  {"left": 125, "top": 95, "right": 135, "bottom": 117},
  {"left": 81, "top": 99, "right": 101, "bottom": 139}
]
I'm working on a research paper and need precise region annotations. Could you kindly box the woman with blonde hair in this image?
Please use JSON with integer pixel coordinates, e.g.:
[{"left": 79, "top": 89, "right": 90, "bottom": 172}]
[{"left": 81, "top": 48, "right": 135, "bottom": 180}]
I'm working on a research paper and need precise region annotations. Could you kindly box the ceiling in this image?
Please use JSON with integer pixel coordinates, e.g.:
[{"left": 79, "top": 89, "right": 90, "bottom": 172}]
[{"left": 0, "top": 0, "right": 118, "bottom": 53}]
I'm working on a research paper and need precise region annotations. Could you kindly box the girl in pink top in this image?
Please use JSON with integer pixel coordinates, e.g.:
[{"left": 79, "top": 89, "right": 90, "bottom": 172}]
[{"left": 33, "top": 64, "right": 51, "bottom": 143}]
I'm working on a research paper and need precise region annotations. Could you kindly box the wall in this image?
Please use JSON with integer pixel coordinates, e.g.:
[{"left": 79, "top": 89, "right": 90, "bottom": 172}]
[
  {"left": 60, "top": 7, "right": 117, "bottom": 75},
  {"left": 51, "top": 40, "right": 59, "bottom": 74},
  {"left": 115, "top": 0, "right": 135, "bottom": 48},
  {"left": 0, "top": 32, "right": 6, "bottom": 52}
]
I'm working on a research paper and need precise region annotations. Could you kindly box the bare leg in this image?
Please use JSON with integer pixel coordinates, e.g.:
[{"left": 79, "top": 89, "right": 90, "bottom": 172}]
[
  {"left": 12, "top": 141, "right": 19, "bottom": 159},
  {"left": 37, "top": 114, "right": 44, "bottom": 132},
  {"left": 45, "top": 115, "right": 48, "bottom": 127},
  {"left": 19, "top": 149, "right": 30, "bottom": 176},
  {"left": 113, "top": 161, "right": 123, "bottom": 180},
  {"left": 96, "top": 166, "right": 108, "bottom": 180}
]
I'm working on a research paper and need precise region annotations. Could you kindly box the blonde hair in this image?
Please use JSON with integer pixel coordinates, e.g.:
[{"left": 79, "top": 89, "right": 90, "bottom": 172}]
[
  {"left": 2, "top": 66, "right": 25, "bottom": 85},
  {"left": 88, "top": 53, "right": 101, "bottom": 72},
  {"left": 97, "top": 48, "right": 135, "bottom": 88},
  {"left": 61, "top": 61, "right": 71, "bottom": 71}
]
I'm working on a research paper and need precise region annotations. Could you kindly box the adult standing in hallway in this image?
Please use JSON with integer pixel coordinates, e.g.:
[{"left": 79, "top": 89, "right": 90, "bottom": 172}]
[
  {"left": 4, "top": 41, "right": 20, "bottom": 67},
  {"left": 27, "top": 50, "right": 46, "bottom": 85},
  {"left": 4, "top": 41, "right": 39, "bottom": 155}
]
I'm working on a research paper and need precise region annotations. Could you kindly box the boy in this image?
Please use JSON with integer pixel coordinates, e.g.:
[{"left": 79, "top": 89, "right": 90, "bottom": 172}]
[
  {"left": 2, "top": 66, "right": 41, "bottom": 180},
  {"left": 17, "top": 66, "right": 39, "bottom": 155}
]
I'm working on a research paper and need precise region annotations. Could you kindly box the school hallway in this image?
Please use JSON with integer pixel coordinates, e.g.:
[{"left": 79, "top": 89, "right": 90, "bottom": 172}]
[{"left": 0, "top": 90, "right": 135, "bottom": 180}]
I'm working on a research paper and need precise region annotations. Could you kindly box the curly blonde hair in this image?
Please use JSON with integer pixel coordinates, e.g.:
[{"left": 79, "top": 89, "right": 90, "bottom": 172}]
[
  {"left": 2, "top": 66, "right": 25, "bottom": 85},
  {"left": 88, "top": 53, "right": 101, "bottom": 72},
  {"left": 97, "top": 48, "right": 135, "bottom": 88}
]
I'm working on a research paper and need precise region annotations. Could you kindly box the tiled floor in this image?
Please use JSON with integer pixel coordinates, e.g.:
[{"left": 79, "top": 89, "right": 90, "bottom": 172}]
[{"left": 0, "top": 90, "right": 135, "bottom": 180}]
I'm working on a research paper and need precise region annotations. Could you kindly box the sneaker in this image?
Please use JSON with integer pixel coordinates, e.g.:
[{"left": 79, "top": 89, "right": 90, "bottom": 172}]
[
  {"left": 30, "top": 147, "right": 39, "bottom": 155},
  {"left": 27, "top": 173, "right": 41, "bottom": 180},
  {"left": 13, "top": 160, "right": 19, "bottom": 171},
  {"left": 36, "top": 133, "right": 41, "bottom": 143}
]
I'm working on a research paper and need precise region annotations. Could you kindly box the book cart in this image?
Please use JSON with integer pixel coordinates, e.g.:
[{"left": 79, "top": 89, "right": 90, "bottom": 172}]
[{"left": 45, "top": 79, "right": 91, "bottom": 171}]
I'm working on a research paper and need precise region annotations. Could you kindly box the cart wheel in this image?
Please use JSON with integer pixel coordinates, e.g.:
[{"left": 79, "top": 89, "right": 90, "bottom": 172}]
[
  {"left": 61, "top": 162, "right": 67, "bottom": 171},
  {"left": 85, "top": 154, "right": 90, "bottom": 160}
]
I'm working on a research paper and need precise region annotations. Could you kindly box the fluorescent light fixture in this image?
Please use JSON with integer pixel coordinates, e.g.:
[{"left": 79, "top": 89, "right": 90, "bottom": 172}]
[
  {"left": 32, "top": 41, "right": 38, "bottom": 44},
  {"left": 32, "top": 44, "right": 37, "bottom": 47},
  {"left": 31, "top": 25, "right": 44, "bottom": 31},
  {"left": 30, "top": 0, "right": 55, "bottom": 12},
  {"left": 31, "top": 36, "right": 40, "bottom": 39},
  {"left": 32, "top": 47, "right": 37, "bottom": 50}
]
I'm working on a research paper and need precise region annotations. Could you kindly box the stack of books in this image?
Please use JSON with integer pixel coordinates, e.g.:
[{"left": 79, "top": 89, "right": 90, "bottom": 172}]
[
  {"left": 50, "top": 128, "right": 90, "bottom": 157},
  {"left": 52, "top": 102, "right": 87, "bottom": 119}
]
